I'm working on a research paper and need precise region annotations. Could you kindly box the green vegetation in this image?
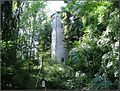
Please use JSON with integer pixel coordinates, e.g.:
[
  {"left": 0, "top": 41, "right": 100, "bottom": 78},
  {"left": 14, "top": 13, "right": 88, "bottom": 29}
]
[
  {"left": 60, "top": 0, "right": 119, "bottom": 90},
  {"left": 1, "top": 0, "right": 119, "bottom": 90},
  {"left": 1, "top": 1, "right": 52, "bottom": 89}
]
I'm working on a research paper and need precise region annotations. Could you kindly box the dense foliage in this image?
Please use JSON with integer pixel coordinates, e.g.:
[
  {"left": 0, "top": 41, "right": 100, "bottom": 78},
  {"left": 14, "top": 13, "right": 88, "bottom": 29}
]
[
  {"left": 60, "top": 0, "right": 119, "bottom": 90},
  {"left": 1, "top": 1, "right": 52, "bottom": 89},
  {"left": 1, "top": 1, "right": 24, "bottom": 89},
  {"left": 1, "top": 0, "right": 119, "bottom": 90}
]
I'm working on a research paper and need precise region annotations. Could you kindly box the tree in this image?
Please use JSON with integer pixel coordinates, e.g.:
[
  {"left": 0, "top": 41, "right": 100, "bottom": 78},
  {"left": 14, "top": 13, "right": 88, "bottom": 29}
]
[
  {"left": 1, "top": 1, "right": 24, "bottom": 89},
  {"left": 1, "top": 1, "right": 52, "bottom": 89},
  {"left": 60, "top": 0, "right": 119, "bottom": 90}
]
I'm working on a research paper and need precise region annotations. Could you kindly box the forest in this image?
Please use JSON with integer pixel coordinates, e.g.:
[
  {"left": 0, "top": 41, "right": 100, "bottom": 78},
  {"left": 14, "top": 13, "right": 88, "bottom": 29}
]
[{"left": 1, "top": 0, "right": 119, "bottom": 90}]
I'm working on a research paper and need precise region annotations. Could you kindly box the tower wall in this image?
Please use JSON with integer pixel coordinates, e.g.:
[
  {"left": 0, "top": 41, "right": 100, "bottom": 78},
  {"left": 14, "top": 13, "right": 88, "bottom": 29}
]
[{"left": 51, "top": 13, "right": 67, "bottom": 62}]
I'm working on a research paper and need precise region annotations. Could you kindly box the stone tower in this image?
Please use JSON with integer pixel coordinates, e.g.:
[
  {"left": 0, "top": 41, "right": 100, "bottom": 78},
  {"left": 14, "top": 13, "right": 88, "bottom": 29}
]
[{"left": 51, "top": 13, "right": 67, "bottom": 62}]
